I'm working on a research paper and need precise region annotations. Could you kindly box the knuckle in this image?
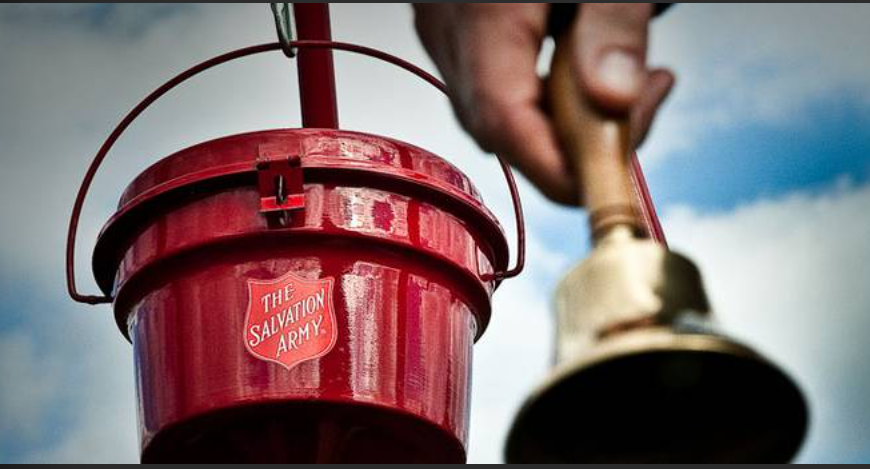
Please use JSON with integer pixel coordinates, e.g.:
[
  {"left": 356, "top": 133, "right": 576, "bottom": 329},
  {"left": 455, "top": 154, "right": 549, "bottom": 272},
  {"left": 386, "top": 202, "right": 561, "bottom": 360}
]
[
  {"left": 454, "top": 81, "right": 507, "bottom": 145},
  {"left": 465, "top": 110, "right": 504, "bottom": 152},
  {"left": 463, "top": 98, "right": 509, "bottom": 153}
]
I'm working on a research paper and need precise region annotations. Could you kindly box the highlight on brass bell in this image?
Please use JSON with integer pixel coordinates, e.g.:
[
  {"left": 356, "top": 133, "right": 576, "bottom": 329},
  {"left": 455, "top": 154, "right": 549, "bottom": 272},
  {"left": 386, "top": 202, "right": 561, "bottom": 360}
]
[
  {"left": 505, "top": 226, "right": 808, "bottom": 463},
  {"left": 8, "top": 3, "right": 870, "bottom": 464}
]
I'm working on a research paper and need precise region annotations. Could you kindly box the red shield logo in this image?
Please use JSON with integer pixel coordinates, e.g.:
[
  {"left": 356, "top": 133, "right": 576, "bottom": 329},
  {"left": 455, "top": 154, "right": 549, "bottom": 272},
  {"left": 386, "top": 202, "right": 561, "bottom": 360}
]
[{"left": 244, "top": 271, "right": 338, "bottom": 370}]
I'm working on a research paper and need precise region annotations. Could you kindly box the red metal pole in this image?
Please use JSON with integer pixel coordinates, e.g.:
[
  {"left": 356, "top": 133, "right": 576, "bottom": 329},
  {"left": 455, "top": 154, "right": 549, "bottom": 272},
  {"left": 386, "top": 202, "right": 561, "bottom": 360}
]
[
  {"left": 293, "top": 3, "right": 339, "bottom": 128},
  {"left": 630, "top": 155, "right": 668, "bottom": 247}
]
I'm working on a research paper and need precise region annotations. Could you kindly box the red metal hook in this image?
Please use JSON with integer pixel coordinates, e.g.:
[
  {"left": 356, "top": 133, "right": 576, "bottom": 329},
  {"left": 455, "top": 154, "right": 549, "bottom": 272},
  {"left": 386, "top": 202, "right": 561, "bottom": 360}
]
[{"left": 66, "top": 40, "right": 527, "bottom": 304}]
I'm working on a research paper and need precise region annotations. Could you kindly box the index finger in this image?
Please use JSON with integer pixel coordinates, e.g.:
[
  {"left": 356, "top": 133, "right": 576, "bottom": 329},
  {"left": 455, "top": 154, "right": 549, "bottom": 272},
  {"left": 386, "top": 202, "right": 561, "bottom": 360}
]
[{"left": 453, "top": 4, "right": 579, "bottom": 205}]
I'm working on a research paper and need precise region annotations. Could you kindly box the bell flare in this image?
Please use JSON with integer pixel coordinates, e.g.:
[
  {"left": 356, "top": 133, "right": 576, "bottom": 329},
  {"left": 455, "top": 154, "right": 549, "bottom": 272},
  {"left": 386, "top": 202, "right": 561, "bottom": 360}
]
[{"left": 505, "top": 330, "right": 808, "bottom": 463}]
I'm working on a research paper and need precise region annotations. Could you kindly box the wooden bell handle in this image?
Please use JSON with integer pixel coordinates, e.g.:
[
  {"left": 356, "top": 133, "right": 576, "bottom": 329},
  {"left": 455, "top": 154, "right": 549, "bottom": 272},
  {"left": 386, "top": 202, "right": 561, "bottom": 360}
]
[{"left": 549, "top": 41, "right": 641, "bottom": 241}]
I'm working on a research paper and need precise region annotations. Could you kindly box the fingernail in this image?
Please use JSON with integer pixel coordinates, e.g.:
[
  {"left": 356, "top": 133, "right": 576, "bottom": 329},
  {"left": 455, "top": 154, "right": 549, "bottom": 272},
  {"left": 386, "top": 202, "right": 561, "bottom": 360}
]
[{"left": 597, "top": 49, "right": 641, "bottom": 96}]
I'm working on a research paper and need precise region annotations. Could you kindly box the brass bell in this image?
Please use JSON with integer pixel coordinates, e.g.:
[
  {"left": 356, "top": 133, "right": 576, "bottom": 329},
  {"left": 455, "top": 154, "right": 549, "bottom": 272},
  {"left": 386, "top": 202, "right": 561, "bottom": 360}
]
[
  {"left": 504, "top": 226, "right": 808, "bottom": 463},
  {"left": 505, "top": 38, "right": 808, "bottom": 463}
]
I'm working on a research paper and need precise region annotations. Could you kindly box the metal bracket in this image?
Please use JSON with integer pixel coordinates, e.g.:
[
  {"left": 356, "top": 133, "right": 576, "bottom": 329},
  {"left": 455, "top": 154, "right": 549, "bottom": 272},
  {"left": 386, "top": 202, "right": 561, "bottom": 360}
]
[
  {"left": 256, "top": 143, "right": 305, "bottom": 214},
  {"left": 271, "top": 3, "right": 297, "bottom": 58}
]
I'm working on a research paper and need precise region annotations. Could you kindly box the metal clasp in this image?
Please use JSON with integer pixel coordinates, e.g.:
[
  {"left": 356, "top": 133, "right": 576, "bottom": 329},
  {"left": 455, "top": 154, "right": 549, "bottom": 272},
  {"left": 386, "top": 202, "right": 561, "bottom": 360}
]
[
  {"left": 257, "top": 143, "right": 305, "bottom": 214},
  {"left": 271, "top": 3, "right": 297, "bottom": 58}
]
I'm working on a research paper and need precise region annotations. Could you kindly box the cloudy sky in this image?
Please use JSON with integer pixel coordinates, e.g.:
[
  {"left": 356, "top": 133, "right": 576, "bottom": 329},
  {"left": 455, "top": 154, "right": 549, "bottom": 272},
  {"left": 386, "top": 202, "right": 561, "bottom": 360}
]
[{"left": 1, "top": 3, "right": 870, "bottom": 463}]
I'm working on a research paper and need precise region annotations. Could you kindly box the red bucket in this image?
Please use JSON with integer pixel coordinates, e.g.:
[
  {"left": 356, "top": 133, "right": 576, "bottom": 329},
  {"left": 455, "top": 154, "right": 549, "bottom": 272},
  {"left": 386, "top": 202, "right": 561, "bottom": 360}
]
[{"left": 67, "top": 42, "right": 524, "bottom": 463}]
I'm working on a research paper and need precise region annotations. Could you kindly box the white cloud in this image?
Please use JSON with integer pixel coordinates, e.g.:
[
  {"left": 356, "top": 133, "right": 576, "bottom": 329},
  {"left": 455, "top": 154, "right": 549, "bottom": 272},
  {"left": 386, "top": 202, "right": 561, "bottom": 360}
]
[
  {"left": 665, "top": 178, "right": 870, "bottom": 463},
  {"left": 470, "top": 177, "right": 870, "bottom": 463},
  {"left": 465, "top": 227, "right": 579, "bottom": 463},
  {"left": 2, "top": 3, "right": 870, "bottom": 464},
  {"left": 0, "top": 331, "right": 66, "bottom": 443},
  {"left": 0, "top": 4, "right": 315, "bottom": 463},
  {"left": 0, "top": 3, "right": 577, "bottom": 463},
  {"left": 644, "top": 4, "right": 870, "bottom": 166},
  {"left": 0, "top": 300, "right": 138, "bottom": 463}
]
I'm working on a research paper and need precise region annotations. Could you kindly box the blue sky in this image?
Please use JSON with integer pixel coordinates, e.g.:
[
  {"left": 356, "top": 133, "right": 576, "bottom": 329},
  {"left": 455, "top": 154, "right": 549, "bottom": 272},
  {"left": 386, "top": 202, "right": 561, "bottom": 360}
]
[
  {"left": 2, "top": 3, "right": 870, "bottom": 463},
  {"left": 648, "top": 92, "right": 870, "bottom": 212}
]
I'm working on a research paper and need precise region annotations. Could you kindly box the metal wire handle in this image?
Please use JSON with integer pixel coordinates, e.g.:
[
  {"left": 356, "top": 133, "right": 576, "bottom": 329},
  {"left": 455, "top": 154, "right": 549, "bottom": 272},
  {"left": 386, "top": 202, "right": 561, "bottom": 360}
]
[{"left": 66, "top": 40, "right": 526, "bottom": 305}]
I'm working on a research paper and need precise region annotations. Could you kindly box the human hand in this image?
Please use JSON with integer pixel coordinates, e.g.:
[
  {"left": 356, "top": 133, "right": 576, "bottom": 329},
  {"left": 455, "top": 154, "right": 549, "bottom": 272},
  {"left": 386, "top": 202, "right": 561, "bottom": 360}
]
[{"left": 413, "top": 3, "right": 674, "bottom": 205}]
